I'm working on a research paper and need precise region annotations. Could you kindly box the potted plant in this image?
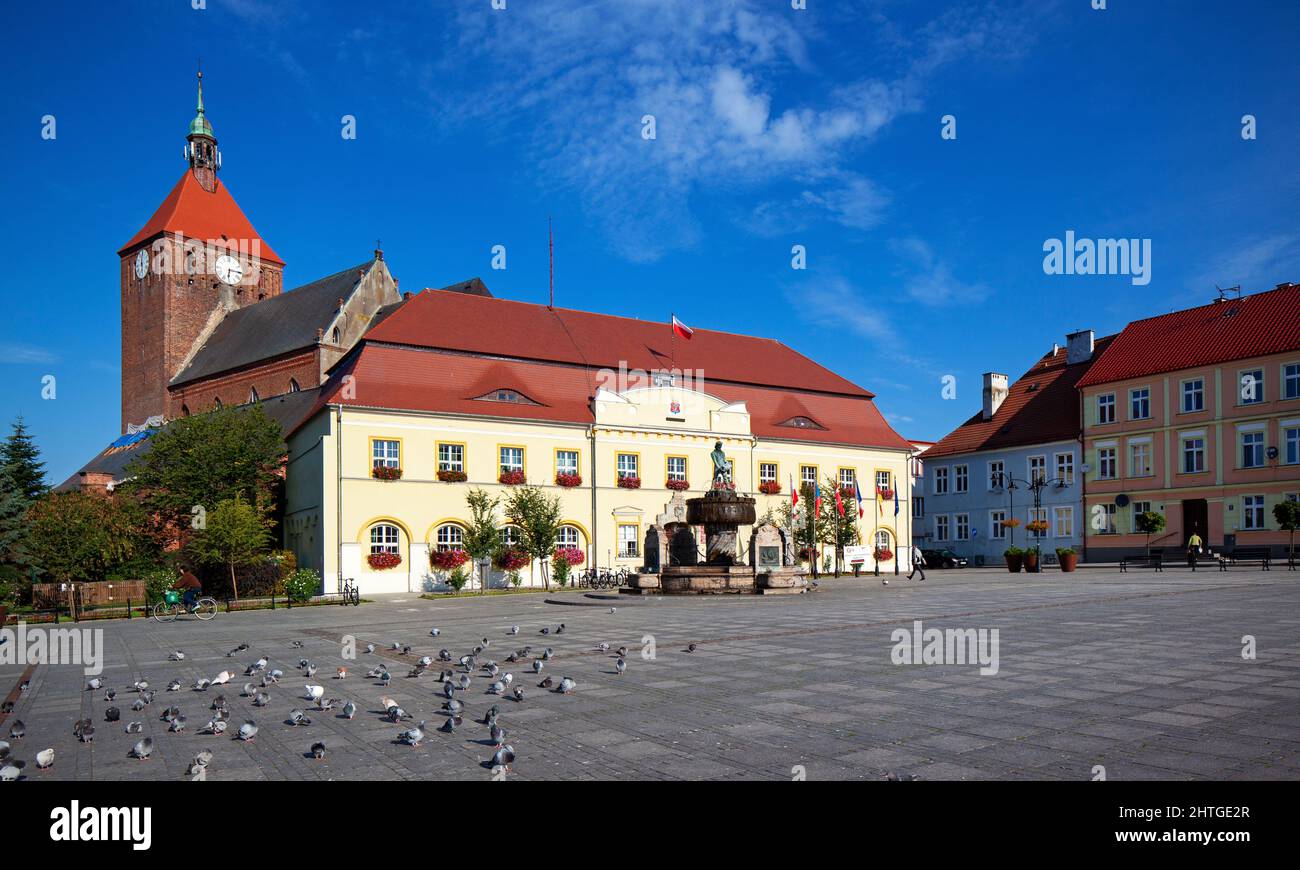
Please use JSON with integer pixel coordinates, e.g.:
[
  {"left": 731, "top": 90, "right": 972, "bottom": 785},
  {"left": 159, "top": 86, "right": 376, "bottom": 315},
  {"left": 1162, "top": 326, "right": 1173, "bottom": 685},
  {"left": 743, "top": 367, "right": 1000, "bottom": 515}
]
[
  {"left": 1022, "top": 548, "right": 1039, "bottom": 571},
  {"left": 372, "top": 464, "right": 402, "bottom": 481},
  {"left": 1056, "top": 547, "right": 1078, "bottom": 572},
  {"left": 666, "top": 478, "right": 690, "bottom": 491},
  {"left": 617, "top": 475, "right": 642, "bottom": 489},
  {"left": 555, "top": 472, "right": 583, "bottom": 488},
  {"left": 758, "top": 480, "right": 782, "bottom": 495},
  {"left": 436, "top": 469, "right": 467, "bottom": 482},
  {"left": 1004, "top": 546, "right": 1023, "bottom": 572},
  {"left": 498, "top": 469, "right": 527, "bottom": 486},
  {"left": 367, "top": 551, "right": 402, "bottom": 570}
]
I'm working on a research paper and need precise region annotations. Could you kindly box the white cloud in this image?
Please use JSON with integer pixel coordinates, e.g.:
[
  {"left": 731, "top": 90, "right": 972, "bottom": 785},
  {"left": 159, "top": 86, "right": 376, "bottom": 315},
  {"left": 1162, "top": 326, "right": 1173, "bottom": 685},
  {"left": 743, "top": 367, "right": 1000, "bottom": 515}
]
[
  {"left": 0, "top": 343, "right": 58, "bottom": 365},
  {"left": 889, "top": 237, "right": 990, "bottom": 307},
  {"left": 1186, "top": 233, "right": 1300, "bottom": 300}
]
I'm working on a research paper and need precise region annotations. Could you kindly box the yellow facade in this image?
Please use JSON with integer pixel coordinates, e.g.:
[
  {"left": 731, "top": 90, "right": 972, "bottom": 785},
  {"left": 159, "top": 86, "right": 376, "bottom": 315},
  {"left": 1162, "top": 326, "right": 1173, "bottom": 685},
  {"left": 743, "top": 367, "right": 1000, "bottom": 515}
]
[{"left": 285, "top": 384, "right": 913, "bottom": 593}]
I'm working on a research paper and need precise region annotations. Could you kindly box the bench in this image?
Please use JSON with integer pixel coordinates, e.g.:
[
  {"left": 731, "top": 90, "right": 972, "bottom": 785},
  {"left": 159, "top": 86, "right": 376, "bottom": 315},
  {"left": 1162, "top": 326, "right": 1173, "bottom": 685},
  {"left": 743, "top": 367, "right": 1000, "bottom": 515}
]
[
  {"left": 1119, "top": 550, "right": 1163, "bottom": 572},
  {"left": 1219, "top": 547, "right": 1271, "bottom": 571}
]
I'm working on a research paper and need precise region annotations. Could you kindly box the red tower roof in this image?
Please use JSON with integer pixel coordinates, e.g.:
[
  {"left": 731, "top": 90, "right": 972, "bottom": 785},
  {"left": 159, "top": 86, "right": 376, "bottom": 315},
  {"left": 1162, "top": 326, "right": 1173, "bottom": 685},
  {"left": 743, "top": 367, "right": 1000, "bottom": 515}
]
[{"left": 118, "top": 170, "right": 283, "bottom": 265}]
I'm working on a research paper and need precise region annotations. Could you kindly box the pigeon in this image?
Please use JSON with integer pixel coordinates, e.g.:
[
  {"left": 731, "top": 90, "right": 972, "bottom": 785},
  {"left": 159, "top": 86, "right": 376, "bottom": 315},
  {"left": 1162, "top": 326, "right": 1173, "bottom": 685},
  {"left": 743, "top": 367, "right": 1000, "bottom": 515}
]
[
  {"left": 100, "top": 704, "right": 120, "bottom": 722},
  {"left": 193, "top": 678, "right": 211, "bottom": 691},
  {"left": 104, "top": 688, "right": 116, "bottom": 702},
  {"left": 211, "top": 670, "right": 233, "bottom": 687},
  {"left": 429, "top": 628, "right": 440, "bottom": 637},
  {"left": 489, "top": 722, "right": 506, "bottom": 747},
  {"left": 35, "top": 748, "right": 55, "bottom": 769},
  {"left": 486, "top": 663, "right": 499, "bottom": 678},
  {"left": 509, "top": 625, "right": 519, "bottom": 635},
  {"left": 288, "top": 710, "right": 312, "bottom": 727},
  {"left": 0, "top": 764, "right": 20, "bottom": 781},
  {"left": 386, "top": 705, "right": 409, "bottom": 723},
  {"left": 400, "top": 721, "right": 426, "bottom": 746},
  {"left": 7, "top": 720, "right": 24, "bottom": 740},
  {"left": 188, "top": 749, "right": 213, "bottom": 775},
  {"left": 609, "top": 607, "right": 616, "bottom": 614},
  {"left": 86, "top": 678, "right": 103, "bottom": 691},
  {"left": 557, "top": 677, "right": 576, "bottom": 695},
  {"left": 0, "top": 740, "right": 9, "bottom": 761},
  {"left": 304, "top": 684, "right": 324, "bottom": 702},
  {"left": 616, "top": 646, "right": 628, "bottom": 658},
  {"left": 210, "top": 694, "right": 227, "bottom": 710},
  {"left": 884, "top": 771, "right": 920, "bottom": 782},
  {"left": 266, "top": 669, "right": 284, "bottom": 683},
  {"left": 130, "top": 739, "right": 152, "bottom": 761},
  {"left": 399, "top": 644, "right": 412, "bottom": 656},
  {"left": 78, "top": 724, "right": 96, "bottom": 743},
  {"left": 133, "top": 679, "right": 149, "bottom": 693},
  {"left": 438, "top": 649, "right": 452, "bottom": 662},
  {"left": 597, "top": 642, "right": 610, "bottom": 652},
  {"left": 539, "top": 676, "right": 554, "bottom": 689},
  {"left": 310, "top": 741, "right": 326, "bottom": 760},
  {"left": 131, "top": 699, "right": 146, "bottom": 712},
  {"left": 556, "top": 624, "right": 566, "bottom": 635},
  {"left": 687, "top": 643, "right": 697, "bottom": 653},
  {"left": 1, "top": 701, "right": 12, "bottom": 714},
  {"left": 168, "top": 650, "right": 186, "bottom": 661},
  {"left": 336, "top": 667, "right": 347, "bottom": 680},
  {"left": 364, "top": 643, "right": 376, "bottom": 654},
  {"left": 161, "top": 705, "right": 181, "bottom": 723},
  {"left": 167, "top": 679, "right": 183, "bottom": 692},
  {"left": 533, "top": 659, "right": 543, "bottom": 674},
  {"left": 379, "top": 670, "right": 391, "bottom": 687},
  {"left": 489, "top": 681, "right": 505, "bottom": 695},
  {"left": 316, "top": 697, "right": 339, "bottom": 712},
  {"left": 242, "top": 682, "right": 257, "bottom": 697},
  {"left": 226, "top": 642, "right": 249, "bottom": 657},
  {"left": 297, "top": 657, "right": 310, "bottom": 669},
  {"left": 615, "top": 658, "right": 627, "bottom": 675},
  {"left": 458, "top": 674, "right": 471, "bottom": 691},
  {"left": 489, "top": 745, "right": 515, "bottom": 769},
  {"left": 341, "top": 701, "right": 357, "bottom": 720},
  {"left": 246, "top": 657, "right": 268, "bottom": 675},
  {"left": 438, "top": 716, "right": 460, "bottom": 734},
  {"left": 540, "top": 627, "right": 550, "bottom": 635},
  {"left": 18, "top": 679, "right": 29, "bottom": 692},
  {"left": 290, "top": 640, "right": 305, "bottom": 649},
  {"left": 512, "top": 687, "right": 525, "bottom": 702},
  {"left": 482, "top": 705, "right": 501, "bottom": 725},
  {"left": 237, "top": 721, "right": 258, "bottom": 741},
  {"left": 542, "top": 648, "right": 554, "bottom": 661},
  {"left": 125, "top": 721, "right": 144, "bottom": 734},
  {"left": 169, "top": 715, "right": 187, "bottom": 733},
  {"left": 443, "top": 699, "right": 463, "bottom": 715},
  {"left": 253, "top": 691, "right": 271, "bottom": 707},
  {"left": 201, "top": 719, "right": 227, "bottom": 735},
  {"left": 503, "top": 673, "right": 514, "bottom": 685}
]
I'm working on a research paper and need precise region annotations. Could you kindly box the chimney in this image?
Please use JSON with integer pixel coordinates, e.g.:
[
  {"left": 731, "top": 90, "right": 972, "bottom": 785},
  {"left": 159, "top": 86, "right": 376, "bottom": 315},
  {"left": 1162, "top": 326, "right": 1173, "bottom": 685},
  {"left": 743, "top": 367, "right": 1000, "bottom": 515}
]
[
  {"left": 1066, "top": 329, "right": 1094, "bottom": 364},
  {"left": 982, "top": 372, "right": 1009, "bottom": 420}
]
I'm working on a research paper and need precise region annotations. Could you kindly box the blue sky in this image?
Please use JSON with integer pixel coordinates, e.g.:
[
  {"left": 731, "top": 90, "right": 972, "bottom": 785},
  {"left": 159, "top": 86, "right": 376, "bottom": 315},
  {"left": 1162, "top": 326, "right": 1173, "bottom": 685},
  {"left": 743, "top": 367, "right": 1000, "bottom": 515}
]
[{"left": 2, "top": 0, "right": 1298, "bottom": 485}]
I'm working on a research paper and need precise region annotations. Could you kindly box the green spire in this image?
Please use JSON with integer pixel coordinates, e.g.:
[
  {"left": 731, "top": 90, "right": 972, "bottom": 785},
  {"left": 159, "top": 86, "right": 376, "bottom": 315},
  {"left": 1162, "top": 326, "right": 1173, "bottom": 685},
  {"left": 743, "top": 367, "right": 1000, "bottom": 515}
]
[{"left": 188, "top": 70, "right": 213, "bottom": 138}]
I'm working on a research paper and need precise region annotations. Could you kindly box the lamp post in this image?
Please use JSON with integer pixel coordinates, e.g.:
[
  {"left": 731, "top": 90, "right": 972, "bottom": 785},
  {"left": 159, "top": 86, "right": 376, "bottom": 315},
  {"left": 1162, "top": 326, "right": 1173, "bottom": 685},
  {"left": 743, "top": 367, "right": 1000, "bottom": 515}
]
[{"left": 1002, "top": 472, "right": 1066, "bottom": 572}]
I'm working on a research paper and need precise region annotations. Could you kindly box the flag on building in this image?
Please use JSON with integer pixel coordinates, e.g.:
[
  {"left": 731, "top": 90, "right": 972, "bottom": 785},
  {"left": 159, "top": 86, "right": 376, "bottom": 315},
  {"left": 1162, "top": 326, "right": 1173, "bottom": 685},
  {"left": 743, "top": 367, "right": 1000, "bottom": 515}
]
[
  {"left": 894, "top": 486, "right": 900, "bottom": 517},
  {"left": 671, "top": 314, "right": 694, "bottom": 340},
  {"left": 854, "top": 480, "right": 864, "bottom": 518},
  {"left": 790, "top": 473, "right": 798, "bottom": 507},
  {"left": 834, "top": 485, "right": 844, "bottom": 517},
  {"left": 813, "top": 478, "right": 822, "bottom": 514}
]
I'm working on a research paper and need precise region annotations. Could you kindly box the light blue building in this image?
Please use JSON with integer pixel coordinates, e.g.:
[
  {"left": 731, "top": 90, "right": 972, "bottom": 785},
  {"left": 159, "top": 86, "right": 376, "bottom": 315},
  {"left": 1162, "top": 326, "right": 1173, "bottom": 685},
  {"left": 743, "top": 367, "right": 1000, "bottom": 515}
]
[{"left": 918, "top": 331, "right": 1107, "bottom": 566}]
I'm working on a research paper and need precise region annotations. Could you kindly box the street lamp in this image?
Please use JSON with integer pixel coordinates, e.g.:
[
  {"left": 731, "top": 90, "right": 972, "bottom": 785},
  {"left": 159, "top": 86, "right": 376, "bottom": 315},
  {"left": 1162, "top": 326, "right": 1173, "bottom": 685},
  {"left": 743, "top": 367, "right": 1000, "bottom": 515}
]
[{"left": 997, "top": 472, "right": 1068, "bottom": 573}]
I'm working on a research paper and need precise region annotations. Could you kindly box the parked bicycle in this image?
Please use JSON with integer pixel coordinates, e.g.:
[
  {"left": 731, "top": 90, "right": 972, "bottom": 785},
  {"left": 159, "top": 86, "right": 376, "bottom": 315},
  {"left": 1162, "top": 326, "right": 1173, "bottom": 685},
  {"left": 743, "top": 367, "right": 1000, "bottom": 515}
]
[
  {"left": 340, "top": 577, "right": 361, "bottom": 606},
  {"left": 153, "top": 589, "right": 217, "bottom": 622}
]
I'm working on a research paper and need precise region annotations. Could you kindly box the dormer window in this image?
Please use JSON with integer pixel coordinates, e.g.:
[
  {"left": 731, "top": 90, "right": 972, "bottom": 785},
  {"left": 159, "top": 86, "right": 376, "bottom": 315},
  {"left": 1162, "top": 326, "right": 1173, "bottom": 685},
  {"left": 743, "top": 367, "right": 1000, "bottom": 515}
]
[
  {"left": 474, "top": 388, "right": 540, "bottom": 406},
  {"left": 288, "top": 378, "right": 301, "bottom": 393},
  {"left": 777, "top": 415, "right": 826, "bottom": 430}
]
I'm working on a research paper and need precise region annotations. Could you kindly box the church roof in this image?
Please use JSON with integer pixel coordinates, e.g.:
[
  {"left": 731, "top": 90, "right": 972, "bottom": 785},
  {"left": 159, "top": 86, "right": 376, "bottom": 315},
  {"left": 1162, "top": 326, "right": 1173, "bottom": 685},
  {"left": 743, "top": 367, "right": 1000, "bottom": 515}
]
[
  {"left": 118, "top": 170, "right": 284, "bottom": 265},
  {"left": 170, "top": 260, "right": 377, "bottom": 386}
]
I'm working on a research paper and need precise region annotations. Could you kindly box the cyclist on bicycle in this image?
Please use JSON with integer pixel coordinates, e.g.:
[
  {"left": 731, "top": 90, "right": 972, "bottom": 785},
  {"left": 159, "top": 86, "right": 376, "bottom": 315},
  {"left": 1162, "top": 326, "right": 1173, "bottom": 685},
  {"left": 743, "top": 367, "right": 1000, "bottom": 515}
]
[{"left": 173, "top": 565, "right": 203, "bottom": 613}]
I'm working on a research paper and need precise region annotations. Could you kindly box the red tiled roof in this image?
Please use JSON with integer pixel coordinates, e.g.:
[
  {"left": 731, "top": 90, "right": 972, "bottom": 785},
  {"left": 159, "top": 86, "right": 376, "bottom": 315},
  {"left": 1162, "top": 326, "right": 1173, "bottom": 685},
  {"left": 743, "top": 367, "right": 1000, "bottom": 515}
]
[
  {"left": 118, "top": 170, "right": 284, "bottom": 265},
  {"left": 289, "top": 292, "right": 911, "bottom": 451},
  {"left": 362, "top": 289, "right": 872, "bottom": 398},
  {"left": 1076, "top": 284, "right": 1300, "bottom": 388},
  {"left": 924, "top": 336, "right": 1115, "bottom": 459}
]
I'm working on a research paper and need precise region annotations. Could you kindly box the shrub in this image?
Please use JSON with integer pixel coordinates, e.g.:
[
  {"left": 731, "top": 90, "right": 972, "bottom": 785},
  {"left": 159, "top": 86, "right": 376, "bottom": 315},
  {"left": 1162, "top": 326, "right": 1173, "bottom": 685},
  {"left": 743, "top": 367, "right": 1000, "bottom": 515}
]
[
  {"left": 1004, "top": 547, "right": 1024, "bottom": 557},
  {"left": 447, "top": 566, "right": 470, "bottom": 592},
  {"left": 554, "top": 559, "right": 570, "bottom": 586},
  {"left": 142, "top": 565, "right": 175, "bottom": 605},
  {"left": 283, "top": 568, "right": 320, "bottom": 602},
  {"left": 507, "top": 570, "right": 522, "bottom": 587},
  {"left": 1055, "top": 547, "right": 1076, "bottom": 557}
]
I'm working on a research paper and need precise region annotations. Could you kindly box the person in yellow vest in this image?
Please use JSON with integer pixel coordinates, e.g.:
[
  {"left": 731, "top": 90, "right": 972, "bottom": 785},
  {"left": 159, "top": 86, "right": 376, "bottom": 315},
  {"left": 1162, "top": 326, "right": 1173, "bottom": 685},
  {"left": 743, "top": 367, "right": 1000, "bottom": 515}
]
[{"left": 1187, "top": 531, "right": 1203, "bottom": 567}]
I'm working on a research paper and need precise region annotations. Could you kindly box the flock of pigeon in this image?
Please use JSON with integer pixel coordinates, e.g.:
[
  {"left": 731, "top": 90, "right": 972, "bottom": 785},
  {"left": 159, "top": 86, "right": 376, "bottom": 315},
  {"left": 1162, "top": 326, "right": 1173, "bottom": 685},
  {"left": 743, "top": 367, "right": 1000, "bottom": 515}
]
[{"left": 0, "top": 614, "right": 644, "bottom": 781}]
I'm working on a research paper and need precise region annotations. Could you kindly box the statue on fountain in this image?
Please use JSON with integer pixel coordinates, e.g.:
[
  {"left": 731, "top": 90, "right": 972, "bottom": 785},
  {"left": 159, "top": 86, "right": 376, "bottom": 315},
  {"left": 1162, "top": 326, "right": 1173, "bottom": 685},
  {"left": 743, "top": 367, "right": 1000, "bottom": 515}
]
[{"left": 709, "top": 440, "right": 731, "bottom": 490}]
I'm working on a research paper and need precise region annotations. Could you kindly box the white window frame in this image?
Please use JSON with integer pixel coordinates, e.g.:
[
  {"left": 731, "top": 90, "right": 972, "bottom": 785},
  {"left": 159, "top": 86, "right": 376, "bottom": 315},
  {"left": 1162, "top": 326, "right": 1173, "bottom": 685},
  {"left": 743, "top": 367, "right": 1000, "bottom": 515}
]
[
  {"left": 1240, "top": 429, "right": 1264, "bottom": 469},
  {"left": 1097, "top": 446, "right": 1117, "bottom": 480},
  {"left": 988, "top": 460, "right": 1005, "bottom": 490},
  {"left": 555, "top": 449, "right": 579, "bottom": 476},
  {"left": 1241, "top": 495, "right": 1265, "bottom": 530},
  {"left": 1055, "top": 452, "right": 1074, "bottom": 485},
  {"left": 1129, "top": 387, "right": 1151, "bottom": 420},
  {"left": 935, "top": 514, "right": 950, "bottom": 542},
  {"left": 557, "top": 525, "right": 581, "bottom": 548},
  {"left": 1097, "top": 393, "right": 1115, "bottom": 424},
  {"left": 435, "top": 524, "right": 464, "bottom": 552},
  {"left": 1285, "top": 362, "right": 1300, "bottom": 401},
  {"left": 1129, "top": 439, "right": 1152, "bottom": 478},
  {"left": 617, "top": 524, "right": 639, "bottom": 558},
  {"left": 1181, "top": 378, "right": 1204, "bottom": 413},
  {"left": 616, "top": 452, "right": 639, "bottom": 480},
  {"left": 1181, "top": 436, "right": 1205, "bottom": 474},
  {"left": 370, "top": 523, "right": 400, "bottom": 555},
  {"left": 954, "top": 464, "right": 968, "bottom": 494},
  {"left": 990, "top": 510, "right": 1006, "bottom": 540},
  {"left": 499, "top": 446, "right": 524, "bottom": 474},
  {"left": 1053, "top": 506, "right": 1074, "bottom": 539},
  {"left": 955, "top": 513, "right": 970, "bottom": 541},
  {"left": 1028, "top": 455, "right": 1047, "bottom": 484},
  {"left": 758, "top": 462, "right": 777, "bottom": 484},
  {"left": 372, "top": 439, "right": 400, "bottom": 469},
  {"left": 1286, "top": 425, "right": 1300, "bottom": 465},
  {"left": 933, "top": 467, "right": 949, "bottom": 495},
  {"left": 438, "top": 443, "right": 464, "bottom": 473}
]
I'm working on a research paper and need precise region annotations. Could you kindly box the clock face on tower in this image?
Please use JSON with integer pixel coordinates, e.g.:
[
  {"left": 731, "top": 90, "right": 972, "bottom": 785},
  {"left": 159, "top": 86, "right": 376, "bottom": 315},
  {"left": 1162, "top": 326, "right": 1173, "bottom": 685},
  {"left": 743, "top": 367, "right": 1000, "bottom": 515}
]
[
  {"left": 214, "top": 254, "right": 244, "bottom": 286},
  {"left": 133, "top": 248, "right": 149, "bottom": 279}
]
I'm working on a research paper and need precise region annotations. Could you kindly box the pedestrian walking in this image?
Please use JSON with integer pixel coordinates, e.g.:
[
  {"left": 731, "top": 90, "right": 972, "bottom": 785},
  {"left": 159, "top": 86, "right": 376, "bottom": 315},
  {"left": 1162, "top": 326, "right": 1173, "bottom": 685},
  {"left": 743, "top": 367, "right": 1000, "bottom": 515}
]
[{"left": 907, "top": 544, "right": 926, "bottom": 581}]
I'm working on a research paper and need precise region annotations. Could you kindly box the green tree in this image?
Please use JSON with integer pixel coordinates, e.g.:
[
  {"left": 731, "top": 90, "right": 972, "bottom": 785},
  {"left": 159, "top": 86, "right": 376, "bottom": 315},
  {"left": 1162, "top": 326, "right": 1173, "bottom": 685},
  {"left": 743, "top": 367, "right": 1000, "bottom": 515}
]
[
  {"left": 123, "top": 405, "right": 285, "bottom": 537},
  {"left": 462, "top": 488, "right": 501, "bottom": 593},
  {"left": 819, "top": 475, "right": 860, "bottom": 576},
  {"left": 0, "top": 416, "right": 48, "bottom": 502},
  {"left": 503, "top": 485, "right": 563, "bottom": 589},
  {"left": 24, "top": 491, "right": 149, "bottom": 586},
  {"left": 1134, "top": 510, "right": 1166, "bottom": 557},
  {"left": 1273, "top": 500, "right": 1300, "bottom": 567},
  {"left": 187, "top": 496, "right": 272, "bottom": 601}
]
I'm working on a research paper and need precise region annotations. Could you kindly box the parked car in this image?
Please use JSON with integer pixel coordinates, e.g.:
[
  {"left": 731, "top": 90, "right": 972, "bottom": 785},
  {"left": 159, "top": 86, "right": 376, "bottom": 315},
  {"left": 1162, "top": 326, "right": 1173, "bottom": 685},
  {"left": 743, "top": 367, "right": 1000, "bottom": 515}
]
[{"left": 922, "top": 549, "right": 968, "bottom": 568}]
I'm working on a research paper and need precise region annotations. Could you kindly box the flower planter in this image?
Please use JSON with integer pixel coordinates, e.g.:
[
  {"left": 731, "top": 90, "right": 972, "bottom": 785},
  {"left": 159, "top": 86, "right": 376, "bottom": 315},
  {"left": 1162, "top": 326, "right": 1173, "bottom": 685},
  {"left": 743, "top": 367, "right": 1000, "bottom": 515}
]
[
  {"left": 552, "top": 546, "right": 585, "bottom": 568},
  {"left": 873, "top": 548, "right": 894, "bottom": 563},
  {"left": 367, "top": 552, "right": 402, "bottom": 570},
  {"left": 372, "top": 465, "right": 402, "bottom": 481},
  {"left": 430, "top": 549, "right": 469, "bottom": 571},
  {"left": 1058, "top": 552, "right": 1078, "bottom": 572},
  {"left": 436, "top": 469, "right": 467, "bottom": 482},
  {"left": 666, "top": 479, "right": 690, "bottom": 491},
  {"left": 758, "top": 481, "right": 782, "bottom": 495},
  {"left": 498, "top": 470, "right": 527, "bottom": 486},
  {"left": 1004, "top": 554, "right": 1022, "bottom": 573},
  {"left": 494, "top": 548, "right": 529, "bottom": 571},
  {"left": 617, "top": 476, "right": 642, "bottom": 489},
  {"left": 1023, "top": 552, "right": 1039, "bottom": 572},
  {"left": 555, "top": 472, "right": 583, "bottom": 488}
]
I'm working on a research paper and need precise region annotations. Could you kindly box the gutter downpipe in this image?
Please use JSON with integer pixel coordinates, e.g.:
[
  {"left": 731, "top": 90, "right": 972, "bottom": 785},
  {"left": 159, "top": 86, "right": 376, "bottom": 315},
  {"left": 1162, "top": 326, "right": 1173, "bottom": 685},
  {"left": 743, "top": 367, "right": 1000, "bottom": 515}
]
[
  {"left": 588, "top": 421, "right": 597, "bottom": 570},
  {"left": 336, "top": 403, "right": 344, "bottom": 594},
  {"left": 1079, "top": 390, "right": 1087, "bottom": 563}
]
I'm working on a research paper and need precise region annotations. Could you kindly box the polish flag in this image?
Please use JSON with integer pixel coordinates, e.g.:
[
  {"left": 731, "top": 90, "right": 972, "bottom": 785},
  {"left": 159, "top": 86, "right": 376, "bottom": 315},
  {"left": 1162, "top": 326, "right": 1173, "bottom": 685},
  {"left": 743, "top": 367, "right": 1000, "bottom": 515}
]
[
  {"left": 834, "top": 486, "right": 845, "bottom": 517},
  {"left": 672, "top": 315, "right": 694, "bottom": 340},
  {"left": 790, "top": 474, "right": 798, "bottom": 507}
]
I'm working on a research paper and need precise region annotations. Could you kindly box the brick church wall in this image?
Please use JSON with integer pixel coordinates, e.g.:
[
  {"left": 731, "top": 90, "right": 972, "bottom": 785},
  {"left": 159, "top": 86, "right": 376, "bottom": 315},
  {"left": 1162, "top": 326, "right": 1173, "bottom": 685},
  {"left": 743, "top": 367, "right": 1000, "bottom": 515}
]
[{"left": 168, "top": 348, "right": 321, "bottom": 416}]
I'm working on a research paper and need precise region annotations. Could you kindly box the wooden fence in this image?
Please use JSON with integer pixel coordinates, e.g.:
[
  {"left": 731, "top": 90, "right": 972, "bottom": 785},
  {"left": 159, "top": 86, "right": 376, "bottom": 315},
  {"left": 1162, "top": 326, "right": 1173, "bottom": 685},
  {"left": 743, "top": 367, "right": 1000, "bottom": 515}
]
[{"left": 31, "top": 581, "right": 147, "bottom": 610}]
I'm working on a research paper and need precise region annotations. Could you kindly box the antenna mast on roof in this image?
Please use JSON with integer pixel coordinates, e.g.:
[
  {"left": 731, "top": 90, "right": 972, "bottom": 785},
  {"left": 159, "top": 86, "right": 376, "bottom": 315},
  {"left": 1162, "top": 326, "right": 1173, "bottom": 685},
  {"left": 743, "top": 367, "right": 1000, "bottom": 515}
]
[
  {"left": 548, "top": 216, "right": 554, "bottom": 310},
  {"left": 1214, "top": 284, "right": 1242, "bottom": 302}
]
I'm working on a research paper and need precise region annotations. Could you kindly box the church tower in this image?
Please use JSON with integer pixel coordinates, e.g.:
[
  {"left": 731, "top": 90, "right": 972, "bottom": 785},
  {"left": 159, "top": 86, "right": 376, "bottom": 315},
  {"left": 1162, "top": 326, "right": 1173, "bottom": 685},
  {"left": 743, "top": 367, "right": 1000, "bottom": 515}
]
[{"left": 117, "top": 72, "right": 285, "bottom": 432}]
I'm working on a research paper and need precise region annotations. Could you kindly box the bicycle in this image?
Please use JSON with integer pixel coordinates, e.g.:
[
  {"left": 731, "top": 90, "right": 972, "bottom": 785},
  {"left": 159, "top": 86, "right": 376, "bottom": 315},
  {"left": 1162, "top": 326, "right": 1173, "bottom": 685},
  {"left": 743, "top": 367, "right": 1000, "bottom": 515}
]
[
  {"left": 340, "top": 577, "right": 361, "bottom": 606},
  {"left": 153, "top": 590, "right": 217, "bottom": 622}
]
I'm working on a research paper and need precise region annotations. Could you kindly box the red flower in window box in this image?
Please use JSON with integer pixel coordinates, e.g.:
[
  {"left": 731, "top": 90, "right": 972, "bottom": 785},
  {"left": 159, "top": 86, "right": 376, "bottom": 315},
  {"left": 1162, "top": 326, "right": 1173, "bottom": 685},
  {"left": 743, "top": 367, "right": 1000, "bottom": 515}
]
[
  {"left": 555, "top": 472, "right": 583, "bottom": 488},
  {"left": 498, "top": 470, "right": 527, "bottom": 485},
  {"left": 873, "top": 547, "right": 894, "bottom": 562},
  {"left": 429, "top": 549, "right": 469, "bottom": 571},
  {"left": 372, "top": 464, "right": 402, "bottom": 481},
  {"left": 367, "top": 552, "right": 403, "bottom": 570},
  {"left": 494, "top": 547, "right": 529, "bottom": 571},
  {"left": 617, "top": 475, "right": 641, "bottom": 489},
  {"left": 437, "top": 469, "right": 467, "bottom": 483},
  {"left": 665, "top": 478, "right": 690, "bottom": 491},
  {"left": 552, "top": 546, "right": 585, "bottom": 567},
  {"left": 758, "top": 480, "right": 782, "bottom": 495},
  {"left": 876, "top": 487, "right": 895, "bottom": 500}
]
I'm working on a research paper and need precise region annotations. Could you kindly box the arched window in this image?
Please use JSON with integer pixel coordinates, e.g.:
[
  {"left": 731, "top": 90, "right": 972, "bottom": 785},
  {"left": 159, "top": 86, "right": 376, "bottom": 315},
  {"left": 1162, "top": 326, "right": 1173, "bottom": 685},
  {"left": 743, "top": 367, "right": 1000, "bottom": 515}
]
[
  {"left": 498, "top": 526, "right": 521, "bottom": 548},
  {"left": 181, "top": 404, "right": 191, "bottom": 417},
  {"left": 435, "top": 524, "right": 464, "bottom": 552},
  {"left": 332, "top": 327, "right": 341, "bottom": 344},
  {"left": 213, "top": 397, "right": 223, "bottom": 409},
  {"left": 288, "top": 378, "right": 301, "bottom": 393},
  {"left": 874, "top": 530, "right": 893, "bottom": 553},
  {"left": 248, "top": 387, "right": 260, "bottom": 403},
  {"left": 370, "top": 523, "right": 400, "bottom": 555},
  {"left": 557, "top": 525, "right": 581, "bottom": 548}
]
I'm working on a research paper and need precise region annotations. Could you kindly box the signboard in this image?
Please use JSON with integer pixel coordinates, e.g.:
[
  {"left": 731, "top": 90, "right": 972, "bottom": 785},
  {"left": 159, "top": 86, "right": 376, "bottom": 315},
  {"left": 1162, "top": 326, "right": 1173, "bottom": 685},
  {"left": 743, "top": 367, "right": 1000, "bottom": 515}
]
[{"left": 844, "top": 545, "right": 872, "bottom": 565}]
